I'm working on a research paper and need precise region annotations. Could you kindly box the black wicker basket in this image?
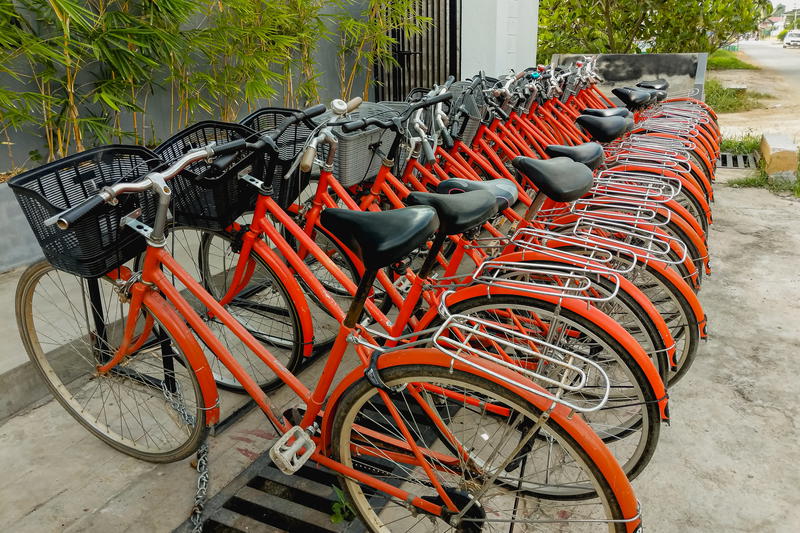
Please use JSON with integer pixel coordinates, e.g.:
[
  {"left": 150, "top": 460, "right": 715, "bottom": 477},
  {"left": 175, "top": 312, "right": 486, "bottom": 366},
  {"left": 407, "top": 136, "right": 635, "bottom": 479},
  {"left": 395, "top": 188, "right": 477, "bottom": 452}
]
[
  {"left": 154, "top": 121, "right": 259, "bottom": 232},
  {"left": 239, "top": 107, "right": 316, "bottom": 209},
  {"left": 8, "top": 145, "right": 162, "bottom": 278}
]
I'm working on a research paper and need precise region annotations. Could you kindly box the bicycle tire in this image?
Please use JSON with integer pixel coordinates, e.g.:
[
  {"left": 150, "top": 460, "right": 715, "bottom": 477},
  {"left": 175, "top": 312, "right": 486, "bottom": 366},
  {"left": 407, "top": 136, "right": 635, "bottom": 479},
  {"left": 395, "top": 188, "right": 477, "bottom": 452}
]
[
  {"left": 331, "top": 364, "right": 630, "bottom": 532},
  {"left": 16, "top": 261, "right": 208, "bottom": 462},
  {"left": 160, "top": 225, "right": 304, "bottom": 392},
  {"left": 434, "top": 293, "right": 662, "bottom": 485},
  {"left": 497, "top": 257, "right": 671, "bottom": 380}
]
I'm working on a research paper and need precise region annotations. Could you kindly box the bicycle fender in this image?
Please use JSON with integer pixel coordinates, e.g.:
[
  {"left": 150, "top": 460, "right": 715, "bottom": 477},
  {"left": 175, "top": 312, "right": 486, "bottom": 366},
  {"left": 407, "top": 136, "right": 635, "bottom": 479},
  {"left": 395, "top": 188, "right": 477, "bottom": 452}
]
[
  {"left": 493, "top": 249, "right": 678, "bottom": 369},
  {"left": 442, "top": 284, "right": 669, "bottom": 421},
  {"left": 142, "top": 290, "right": 221, "bottom": 426},
  {"left": 319, "top": 348, "right": 641, "bottom": 531},
  {"left": 609, "top": 163, "right": 712, "bottom": 225},
  {"left": 548, "top": 212, "right": 701, "bottom": 289}
]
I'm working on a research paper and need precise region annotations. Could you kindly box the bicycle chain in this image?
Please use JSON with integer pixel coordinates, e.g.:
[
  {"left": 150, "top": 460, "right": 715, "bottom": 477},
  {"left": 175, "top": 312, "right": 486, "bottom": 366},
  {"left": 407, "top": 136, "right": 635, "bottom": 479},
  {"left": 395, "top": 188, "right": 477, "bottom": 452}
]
[
  {"left": 159, "top": 382, "right": 208, "bottom": 532},
  {"left": 191, "top": 441, "right": 209, "bottom": 533},
  {"left": 161, "top": 381, "right": 197, "bottom": 427}
]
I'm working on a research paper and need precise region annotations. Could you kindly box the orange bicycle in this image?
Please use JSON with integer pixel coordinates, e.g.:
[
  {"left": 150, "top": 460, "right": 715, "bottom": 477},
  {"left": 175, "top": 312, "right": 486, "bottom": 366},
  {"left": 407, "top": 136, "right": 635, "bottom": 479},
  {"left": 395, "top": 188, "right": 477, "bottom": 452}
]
[{"left": 12, "top": 118, "right": 643, "bottom": 531}]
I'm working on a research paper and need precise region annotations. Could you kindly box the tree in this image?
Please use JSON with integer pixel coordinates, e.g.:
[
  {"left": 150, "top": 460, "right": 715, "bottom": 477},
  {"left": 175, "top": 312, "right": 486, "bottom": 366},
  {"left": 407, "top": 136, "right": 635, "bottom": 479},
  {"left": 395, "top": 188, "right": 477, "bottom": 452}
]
[
  {"left": 537, "top": 0, "right": 771, "bottom": 60},
  {"left": 336, "top": 0, "right": 431, "bottom": 100}
]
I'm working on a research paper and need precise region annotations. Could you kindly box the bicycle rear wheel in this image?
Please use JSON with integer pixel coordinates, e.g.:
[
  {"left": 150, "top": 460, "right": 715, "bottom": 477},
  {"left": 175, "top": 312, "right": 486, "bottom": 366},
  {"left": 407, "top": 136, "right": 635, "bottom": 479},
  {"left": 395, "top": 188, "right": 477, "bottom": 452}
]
[
  {"left": 16, "top": 261, "right": 207, "bottom": 462},
  {"left": 440, "top": 294, "right": 661, "bottom": 485},
  {"left": 159, "top": 225, "right": 304, "bottom": 392},
  {"left": 331, "top": 364, "right": 632, "bottom": 532}
]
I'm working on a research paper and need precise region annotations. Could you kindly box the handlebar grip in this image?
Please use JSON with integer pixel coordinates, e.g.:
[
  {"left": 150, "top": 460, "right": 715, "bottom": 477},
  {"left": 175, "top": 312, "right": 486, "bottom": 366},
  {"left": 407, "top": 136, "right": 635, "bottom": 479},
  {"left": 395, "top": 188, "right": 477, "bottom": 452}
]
[
  {"left": 211, "top": 138, "right": 248, "bottom": 157},
  {"left": 299, "top": 145, "right": 317, "bottom": 173},
  {"left": 441, "top": 127, "right": 454, "bottom": 150},
  {"left": 341, "top": 118, "right": 368, "bottom": 133},
  {"left": 55, "top": 194, "right": 106, "bottom": 230},
  {"left": 420, "top": 138, "right": 436, "bottom": 162},
  {"left": 493, "top": 105, "right": 510, "bottom": 121},
  {"left": 300, "top": 104, "right": 327, "bottom": 121},
  {"left": 443, "top": 75, "right": 455, "bottom": 90},
  {"left": 468, "top": 76, "right": 483, "bottom": 91},
  {"left": 427, "top": 92, "right": 453, "bottom": 105},
  {"left": 346, "top": 97, "right": 363, "bottom": 113},
  {"left": 515, "top": 70, "right": 527, "bottom": 80}
]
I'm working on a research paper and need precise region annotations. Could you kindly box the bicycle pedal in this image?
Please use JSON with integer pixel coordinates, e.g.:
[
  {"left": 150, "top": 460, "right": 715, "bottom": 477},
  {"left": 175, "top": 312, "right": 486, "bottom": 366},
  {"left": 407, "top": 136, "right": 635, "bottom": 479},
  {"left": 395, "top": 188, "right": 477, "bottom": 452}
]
[{"left": 269, "top": 425, "right": 316, "bottom": 475}]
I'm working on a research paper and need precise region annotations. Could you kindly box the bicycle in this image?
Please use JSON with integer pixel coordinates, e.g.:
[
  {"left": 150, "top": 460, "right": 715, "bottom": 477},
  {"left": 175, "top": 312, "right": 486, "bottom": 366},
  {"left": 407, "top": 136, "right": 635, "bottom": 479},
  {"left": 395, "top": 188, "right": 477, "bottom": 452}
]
[{"left": 10, "top": 117, "right": 645, "bottom": 531}]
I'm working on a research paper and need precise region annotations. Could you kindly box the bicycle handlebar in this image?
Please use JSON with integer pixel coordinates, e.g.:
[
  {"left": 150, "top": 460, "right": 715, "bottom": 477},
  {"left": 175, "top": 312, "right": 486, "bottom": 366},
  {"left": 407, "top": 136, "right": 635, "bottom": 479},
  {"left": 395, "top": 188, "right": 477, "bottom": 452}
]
[
  {"left": 51, "top": 102, "right": 328, "bottom": 230},
  {"left": 340, "top": 92, "right": 452, "bottom": 134},
  {"left": 54, "top": 194, "right": 108, "bottom": 230}
]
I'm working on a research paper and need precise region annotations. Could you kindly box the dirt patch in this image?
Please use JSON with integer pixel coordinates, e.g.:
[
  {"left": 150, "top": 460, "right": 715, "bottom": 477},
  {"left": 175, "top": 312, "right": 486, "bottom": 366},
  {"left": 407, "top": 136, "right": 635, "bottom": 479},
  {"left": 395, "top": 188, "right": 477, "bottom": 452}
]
[{"left": 708, "top": 49, "right": 800, "bottom": 142}]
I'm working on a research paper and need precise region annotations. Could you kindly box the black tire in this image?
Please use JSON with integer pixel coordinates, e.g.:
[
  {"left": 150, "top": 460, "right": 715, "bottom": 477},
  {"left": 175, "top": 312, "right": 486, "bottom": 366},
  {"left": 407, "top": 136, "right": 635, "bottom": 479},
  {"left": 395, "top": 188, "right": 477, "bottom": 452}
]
[
  {"left": 330, "top": 364, "right": 629, "bottom": 531},
  {"left": 433, "top": 293, "right": 662, "bottom": 484},
  {"left": 16, "top": 261, "right": 207, "bottom": 462}
]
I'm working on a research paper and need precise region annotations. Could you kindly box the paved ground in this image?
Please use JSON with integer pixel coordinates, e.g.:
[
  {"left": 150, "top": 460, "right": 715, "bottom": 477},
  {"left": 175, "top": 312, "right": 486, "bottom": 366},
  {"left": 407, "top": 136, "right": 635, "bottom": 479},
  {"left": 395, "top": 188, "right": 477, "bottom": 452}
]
[
  {"left": 710, "top": 40, "right": 800, "bottom": 141},
  {"left": 2, "top": 41, "right": 800, "bottom": 532}
]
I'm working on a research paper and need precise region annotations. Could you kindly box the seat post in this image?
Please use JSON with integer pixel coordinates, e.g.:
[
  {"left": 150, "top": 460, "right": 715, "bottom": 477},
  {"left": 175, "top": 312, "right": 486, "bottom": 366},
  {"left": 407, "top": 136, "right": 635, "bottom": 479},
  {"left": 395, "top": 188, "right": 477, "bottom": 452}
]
[
  {"left": 523, "top": 191, "right": 547, "bottom": 222},
  {"left": 415, "top": 232, "right": 448, "bottom": 280},
  {"left": 344, "top": 269, "right": 379, "bottom": 328}
]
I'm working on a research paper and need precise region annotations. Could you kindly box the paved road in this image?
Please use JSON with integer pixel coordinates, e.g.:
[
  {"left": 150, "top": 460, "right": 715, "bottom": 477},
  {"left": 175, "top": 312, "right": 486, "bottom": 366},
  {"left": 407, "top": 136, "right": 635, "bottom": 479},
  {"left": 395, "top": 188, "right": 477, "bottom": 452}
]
[{"left": 738, "top": 39, "right": 800, "bottom": 86}]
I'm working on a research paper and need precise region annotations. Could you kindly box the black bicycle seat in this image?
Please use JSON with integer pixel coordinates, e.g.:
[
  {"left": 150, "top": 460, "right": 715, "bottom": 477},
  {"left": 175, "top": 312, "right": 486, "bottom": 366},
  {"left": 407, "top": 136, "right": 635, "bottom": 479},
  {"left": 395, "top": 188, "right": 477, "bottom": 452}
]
[
  {"left": 544, "top": 143, "right": 605, "bottom": 170},
  {"left": 612, "top": 87, "right": 652, "bottom": 110},
  {"left": 435, "top": 177, "right": 520, "bottom": 210},
  {"left": 320, "top": 206, "right": 439, "bottom": 270},
  {"left": 405, "top": 190, "right": 498, "bottom": 235},
  {"left": 511, "top": 157, "right": 593, "bottom": 203},
  {"left": 575, "top": 115, "right": 629, "bottom": 143},
  {"left": 637, "top": 79, "right": 669, "bottom": 91},
  {"left": 627, "top": 86, "right": 666, "bottom": 102},
  {"left": 581, "top": 107, "right": 633, "bottom": 119}
]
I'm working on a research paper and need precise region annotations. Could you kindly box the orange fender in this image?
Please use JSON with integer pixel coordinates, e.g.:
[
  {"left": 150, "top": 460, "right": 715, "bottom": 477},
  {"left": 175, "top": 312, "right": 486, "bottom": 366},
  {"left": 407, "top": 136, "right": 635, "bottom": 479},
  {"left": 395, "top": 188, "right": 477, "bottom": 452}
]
[
  {"left": 143, "top": 289, "right": 221, "bottom": 426},
  {"left": 319, "top": 347, "right": 642, "bottom": 530}
]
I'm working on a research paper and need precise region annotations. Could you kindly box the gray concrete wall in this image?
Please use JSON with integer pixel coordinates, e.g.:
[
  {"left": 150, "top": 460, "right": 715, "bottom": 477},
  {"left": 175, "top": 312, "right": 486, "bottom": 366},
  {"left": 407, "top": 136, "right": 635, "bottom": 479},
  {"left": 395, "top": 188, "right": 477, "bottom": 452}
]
[
  {"left": 551, "top": 53, "right": 708, "bottom": 100},
  {"left": 0, "top": 185, "right": 44, "bottom": 271},
  {"left": 461, "top": 0, "right": 539, "bottom": 76}
]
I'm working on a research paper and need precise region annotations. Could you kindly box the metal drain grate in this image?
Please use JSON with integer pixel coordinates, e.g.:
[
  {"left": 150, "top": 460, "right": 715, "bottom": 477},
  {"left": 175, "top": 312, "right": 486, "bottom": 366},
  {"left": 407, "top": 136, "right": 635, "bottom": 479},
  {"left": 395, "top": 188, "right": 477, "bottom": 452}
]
[
  {"left": 175, "top": 394, "right": 459, "bottom": 532},
  {"left": 716, "top": 152, "right": 757, "bottom": 169},
  {"left": 174, "top": 453, "right": 365, "bottom": 533}
]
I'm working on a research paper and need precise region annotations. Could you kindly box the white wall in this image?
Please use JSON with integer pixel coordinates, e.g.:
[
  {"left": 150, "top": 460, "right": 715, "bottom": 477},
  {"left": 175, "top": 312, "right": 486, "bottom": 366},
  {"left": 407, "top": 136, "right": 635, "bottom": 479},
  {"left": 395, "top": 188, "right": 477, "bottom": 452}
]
[{"left": 460, "top": 0, "right": 539, "bottom": 77}]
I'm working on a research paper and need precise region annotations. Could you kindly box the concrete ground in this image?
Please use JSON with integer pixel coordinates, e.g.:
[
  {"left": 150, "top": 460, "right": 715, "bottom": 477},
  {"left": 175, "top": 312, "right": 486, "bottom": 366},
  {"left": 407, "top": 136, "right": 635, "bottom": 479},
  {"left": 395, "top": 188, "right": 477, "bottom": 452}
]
[
  {"left": 2, "top": 41, "right": 800, "bottom": 533},
  {"left": 1, "top": 176, "right": 798, "bottom": 532}
]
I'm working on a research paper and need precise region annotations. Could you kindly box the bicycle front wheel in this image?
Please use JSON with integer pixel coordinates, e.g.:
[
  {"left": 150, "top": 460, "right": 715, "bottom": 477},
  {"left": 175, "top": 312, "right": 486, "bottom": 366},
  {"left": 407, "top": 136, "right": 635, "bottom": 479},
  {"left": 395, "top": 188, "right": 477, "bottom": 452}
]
[
  {"left": 16, "top": 262, "right": 207, "bottom": 462},
  {"left": 331, "top": 364, "right": 632, "bottom": 532}
]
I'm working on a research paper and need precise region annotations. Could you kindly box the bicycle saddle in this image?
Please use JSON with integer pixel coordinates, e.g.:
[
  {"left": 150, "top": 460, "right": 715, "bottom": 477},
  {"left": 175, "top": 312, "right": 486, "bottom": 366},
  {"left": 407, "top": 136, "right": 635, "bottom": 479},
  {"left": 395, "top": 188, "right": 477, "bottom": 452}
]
[
  {"left": 575, "top": 115, "right": 629, "bottom": 143},
  {"left": 511, "top": 157, "right": 593, "bottom": 203},
  {"left": 320, "top": 206, "right": 438, "bottom": 270},
  {"left": 544, "top": 143, "right": 605, "bottom": 170},
  {"left": 637, "top": 79, "right": 669, "bottom": 91},
  {"left": 612, "top": 87, "right": 652, "bottom": 110},
  {"left": 581, "top": 107, "right": 633, "bottom": 119},
  {"left": 627, "top": 86, "right": 667, "bottom": 102},
  {"left": 436, "top": 177, "right": 520, "bottom": 211},
  {"left": 405, "top": 190, "right": 497, "bottom": 235}
]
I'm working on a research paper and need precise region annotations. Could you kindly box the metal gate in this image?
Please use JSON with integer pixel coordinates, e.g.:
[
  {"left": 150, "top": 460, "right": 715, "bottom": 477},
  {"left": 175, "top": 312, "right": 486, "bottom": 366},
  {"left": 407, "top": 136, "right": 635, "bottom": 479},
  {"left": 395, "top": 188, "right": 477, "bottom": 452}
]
[{"left": 374, "top": 0, "right": 461, "bottom": 102}]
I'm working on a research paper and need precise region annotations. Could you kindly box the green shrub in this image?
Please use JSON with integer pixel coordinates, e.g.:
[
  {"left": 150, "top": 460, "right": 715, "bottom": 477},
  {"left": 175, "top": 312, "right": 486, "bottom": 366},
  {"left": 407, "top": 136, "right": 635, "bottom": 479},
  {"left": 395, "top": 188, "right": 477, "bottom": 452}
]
[
  {"left": 720, "top": 133, "right": 761, "bottom": 154},
  {"left": 705, "top": 79, "right": 772, "bottom": 113},
  {"left": 778, "top": 29, "right": 789, "bottom": 41},
  {"left": 707, "top": 49, "right": 758, "bottom": 70}
]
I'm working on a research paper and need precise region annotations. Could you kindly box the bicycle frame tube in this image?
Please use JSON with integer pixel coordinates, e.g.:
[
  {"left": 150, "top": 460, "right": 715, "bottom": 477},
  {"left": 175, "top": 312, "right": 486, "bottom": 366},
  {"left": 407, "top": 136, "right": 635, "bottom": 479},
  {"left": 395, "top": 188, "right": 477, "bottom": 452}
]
[{"left": 103, "top": 240, "right": 474, "bottom": 518}]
